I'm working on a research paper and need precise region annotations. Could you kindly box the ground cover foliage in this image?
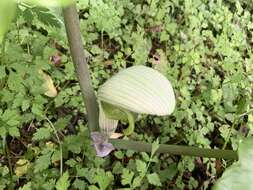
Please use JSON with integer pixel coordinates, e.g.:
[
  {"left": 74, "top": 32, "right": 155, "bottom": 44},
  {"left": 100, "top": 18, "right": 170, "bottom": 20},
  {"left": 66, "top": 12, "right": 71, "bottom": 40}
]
[{"left": 0, "top": 0, "right": 253, "bottom": 189}]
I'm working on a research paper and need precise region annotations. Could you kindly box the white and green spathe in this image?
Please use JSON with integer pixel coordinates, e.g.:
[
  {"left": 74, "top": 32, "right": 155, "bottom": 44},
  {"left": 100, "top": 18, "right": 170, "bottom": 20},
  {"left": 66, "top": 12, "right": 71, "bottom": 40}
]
[{"left": 97, "top": 65, "right": 176, "bottom": 137}]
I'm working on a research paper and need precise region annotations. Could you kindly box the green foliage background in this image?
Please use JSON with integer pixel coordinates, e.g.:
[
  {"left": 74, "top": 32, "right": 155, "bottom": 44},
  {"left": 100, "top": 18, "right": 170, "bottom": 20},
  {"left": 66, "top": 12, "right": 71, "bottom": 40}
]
[{"left": 0, "top": 0, "right": 253, "bottom": 189}]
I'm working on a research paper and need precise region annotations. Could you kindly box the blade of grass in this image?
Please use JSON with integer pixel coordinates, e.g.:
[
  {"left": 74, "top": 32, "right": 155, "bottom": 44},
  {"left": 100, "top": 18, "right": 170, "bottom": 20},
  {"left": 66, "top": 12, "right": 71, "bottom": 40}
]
[{"left": 45, "top": 117, "right": 63, "bottom": 176}]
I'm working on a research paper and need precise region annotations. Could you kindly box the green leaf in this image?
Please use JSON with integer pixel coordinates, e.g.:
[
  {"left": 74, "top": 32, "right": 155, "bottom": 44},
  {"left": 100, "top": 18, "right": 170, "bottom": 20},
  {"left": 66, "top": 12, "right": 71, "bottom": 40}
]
[
  {"left": 152, "top": 50, "right": 168, "bottom": 75},
  {"left": 159, "top": 163, "right": 177, "bottom": 182},
  {"left": 0, "top": 0, "right": 16, "bottom": 42},
  {"left": 1, "top": 109, "right": 21, "bottom": 127},
  {"left": 121, "top": 168, "right": 134, "bottom": 185},
  {"left": 98, "top": 66, "right": 176, "bottom": 116},
  {"left": 8, "top": 127, "right": 20, "bottom": 137},
  {"left": 54, "top": 116, "right": 71, "bottom": 130},
  {"left": 213, "top": 138, "right": 253, "bottom": 190},
  {"left": 32, "top": 127, "right": 51, "bottom": 141},
  {"left": 136, "top": 160, "right": 147, "bottom": 173},
  {"left": 73, "top": 179, "right": 86, "bottom": 190},
  {"left": 32, "top": 104, "right": 44, "bottom": 117},
  {"left": 89, "top": 1, "right": 122, "bottom": 38},
  {"left": 141, "top": 152, "right": 150, "bottom": 162},
  {"left": 222, "top": 83, "right": 238, "bottom": 112},
  {"left": 131, "top": 30, "right": 152, "bottom": 65},
  {"left": 56, "top": 171, "right": 70, "bottom": 190},
  {"left": 82, "top": 168, "right": 96, "bottom": 184},
  {"left": 114, "top": 151, "right": 124, "bottom": 159},
  {"left": 65, "top": 159, "right": 77, "bottom": 168},
  {"left": 112, "top": 161, "right": 123, "bottom": 174},
  {"left": 151, "top": 139, "right": 160, "bottom": 157},
  {"left": 34, "top": 153, "right": 51, "bottom": 173},
  {"left": 33, "top": 7, "right": 61, "bottom": 27},
  {"left": 88, "top": 185, "right": 99, "bottom": 190},
  {"left": 94, "top": 170, "right": 113, "bottom": 190},
  {"left": 0, "top": 66, "right": 6, "bottom": 79},
  {"left": 147, "top": 173, "right": 162, "bottom": 186},
  {"left": 0, "top": 127, "right": 7, "bottom": 137},
  {"left": 42, "top": 179, "right": 56, "bottom": 190},
  {"left": 21, "top": 99, "right": 30, "bottom": 112},
  {"left": 21, "top": 8, "right": 33, "bottom": 24},
  {"left": 18, "top": 182, "right": 32, "bottom": 190},
  {"left": 51, "top": 150, "right": 61, "bottom": 162},
  {"left": 132, "top": 176, "right": 143, "bottom": 188},
  {"left": 63, "top": 135, "right": 84, "bottom": 154}
]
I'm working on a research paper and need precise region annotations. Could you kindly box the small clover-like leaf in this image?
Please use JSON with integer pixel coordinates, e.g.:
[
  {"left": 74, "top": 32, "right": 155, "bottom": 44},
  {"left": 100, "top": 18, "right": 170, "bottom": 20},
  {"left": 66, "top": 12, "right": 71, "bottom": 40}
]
[
  {"left": 147, "top": 173, "right": 162, "bottom": 186},
  {"left": 56, "top": 171, "right": 70, "bottom": 190},
  {"left": 121, "top": 168, "right": 134, "bottom": 186},
  {"left": 32, "top": 127, "right": 51, "bottom": 141}
]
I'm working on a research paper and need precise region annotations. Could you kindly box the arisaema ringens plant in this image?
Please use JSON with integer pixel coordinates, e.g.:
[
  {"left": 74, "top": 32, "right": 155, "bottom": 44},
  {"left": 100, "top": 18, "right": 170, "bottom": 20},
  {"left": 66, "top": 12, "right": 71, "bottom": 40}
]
[
  {"left": 1, "top": 0, "right": 249, "bottom": 189},
  {"left": 63, "top": 2, "right": 238, "bottom": 160}
]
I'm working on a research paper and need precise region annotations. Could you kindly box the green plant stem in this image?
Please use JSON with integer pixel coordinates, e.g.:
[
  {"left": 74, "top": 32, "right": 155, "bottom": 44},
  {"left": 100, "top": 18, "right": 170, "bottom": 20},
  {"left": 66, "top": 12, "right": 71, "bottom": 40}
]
[
  {"left": 222, "top": 121, "right": 236, "bottom": 150},
  {"left": 136, "top": 145, "right": 159, "bottom": 187},
  {"left": 101, "top": 30, "right": 104, "bottom": 49},
  {"left": 3, "top": 137, "right": 14, "bottom": 190},
  {"left": 1, "top": 33, "right": 7, "bottom": 64},
  {"left": 123, "top": 111, "right": 135, "bottom": 135},
  {"left": 239, "top": 109, "right": 253, "bottom": 117},
  {"left": 45, "top": 117, "right": 63, "bottom": 176},
  {"left": 222, "top": 110, "right": 253, "bottom": 150},
  {"left": 62, "top": 3, "right": 99, "bottom": 132},
  {"left": 109, "top": 139, "right": 238, "bottom": 160}
]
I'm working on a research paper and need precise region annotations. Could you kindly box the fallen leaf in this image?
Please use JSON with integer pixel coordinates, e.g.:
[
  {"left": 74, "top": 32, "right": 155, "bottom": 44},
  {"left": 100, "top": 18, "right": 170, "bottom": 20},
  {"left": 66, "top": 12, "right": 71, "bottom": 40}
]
[
  {"left": 39, "top": 70, "right": 57, "bottom": 97},
  {"left": 15, "top": 159, "right": 30, "bottom": 177},
  {"left": 110, "top": 132, "right": 123, "bottom": 139}
]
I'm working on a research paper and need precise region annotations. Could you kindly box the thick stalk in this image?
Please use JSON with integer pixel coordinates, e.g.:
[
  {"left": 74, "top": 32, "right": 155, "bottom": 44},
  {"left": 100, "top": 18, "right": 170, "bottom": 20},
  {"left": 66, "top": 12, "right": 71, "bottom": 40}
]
[
  {"left": 63, "top": 4, "right": 99, "bottom": 132},
  {"left": 109, "top": 139, "right": 238, "bottom": 160}
]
